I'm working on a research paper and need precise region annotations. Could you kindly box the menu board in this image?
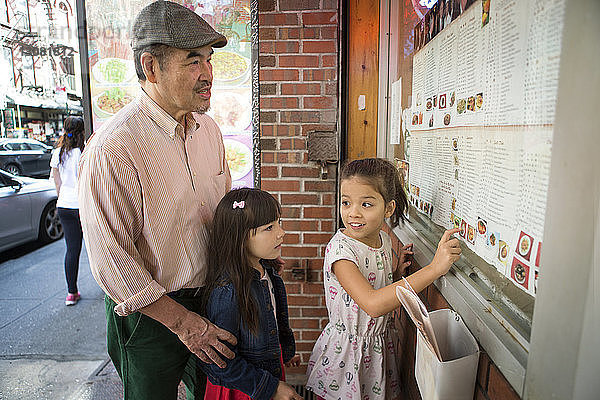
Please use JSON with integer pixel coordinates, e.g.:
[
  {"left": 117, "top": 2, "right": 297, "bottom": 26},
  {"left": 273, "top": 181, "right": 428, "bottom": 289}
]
[
  {"left": 85, "top": 0, "right": 254, "bottom": 188},
  {"left": 403, "top": 0, "right": 565, "bottom": 295}
]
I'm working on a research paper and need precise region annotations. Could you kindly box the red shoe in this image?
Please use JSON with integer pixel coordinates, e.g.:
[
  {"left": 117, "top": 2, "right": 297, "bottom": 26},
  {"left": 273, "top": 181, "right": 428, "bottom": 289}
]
[{"left": 65, "top": 292, "right": 81, "bottom": 306}]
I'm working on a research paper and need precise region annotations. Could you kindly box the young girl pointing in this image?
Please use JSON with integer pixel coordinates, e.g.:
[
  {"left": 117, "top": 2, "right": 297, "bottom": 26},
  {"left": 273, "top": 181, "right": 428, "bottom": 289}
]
[{"left": 306, "top": 158, "right": 461, "bottom": 400}]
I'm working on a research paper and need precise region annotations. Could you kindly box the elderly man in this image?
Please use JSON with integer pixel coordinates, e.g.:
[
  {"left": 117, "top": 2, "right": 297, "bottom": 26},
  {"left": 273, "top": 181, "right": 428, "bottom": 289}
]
[{"left": 79, "top": 2, "right": 236, "bottom": 399}]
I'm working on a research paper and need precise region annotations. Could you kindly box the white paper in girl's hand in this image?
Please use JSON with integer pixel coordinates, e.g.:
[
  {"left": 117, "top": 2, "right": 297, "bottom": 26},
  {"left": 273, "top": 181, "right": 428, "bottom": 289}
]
[{"left": 396, "top": 278, "right": 443, "bottom": 361}]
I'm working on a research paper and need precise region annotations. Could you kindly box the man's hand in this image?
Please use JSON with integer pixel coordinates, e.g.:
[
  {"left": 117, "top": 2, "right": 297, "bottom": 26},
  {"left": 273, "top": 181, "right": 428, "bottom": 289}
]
[
  {"left": 139, "top": 295, "right": 237, "bottom": 368},
  {"left": 272, "top": 381, "right": 302, "bottom": 400},
  {"left": 175, "top": 310, "right": 237, "bottom": 368}
]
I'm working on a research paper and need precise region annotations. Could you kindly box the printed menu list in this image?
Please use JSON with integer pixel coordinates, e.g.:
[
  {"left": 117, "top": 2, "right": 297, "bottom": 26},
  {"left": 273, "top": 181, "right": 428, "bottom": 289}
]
[{"left": 404, "top": 0, "right": 565, "bottom": 295}]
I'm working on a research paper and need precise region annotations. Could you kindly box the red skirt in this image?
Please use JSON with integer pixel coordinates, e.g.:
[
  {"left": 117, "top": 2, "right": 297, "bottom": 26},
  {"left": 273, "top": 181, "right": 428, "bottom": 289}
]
[{"left": 204, "top": 350, "right": 286, "bottom": 400}]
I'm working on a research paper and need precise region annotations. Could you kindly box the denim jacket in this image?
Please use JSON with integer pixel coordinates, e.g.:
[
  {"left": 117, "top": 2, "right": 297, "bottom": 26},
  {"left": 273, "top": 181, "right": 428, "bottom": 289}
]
[{"left": 201, "top": 262, "right": 295, "bottom": 400}]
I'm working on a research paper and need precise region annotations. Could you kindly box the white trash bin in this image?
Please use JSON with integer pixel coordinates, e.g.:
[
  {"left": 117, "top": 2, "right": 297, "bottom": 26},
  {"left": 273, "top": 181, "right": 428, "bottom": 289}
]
[{"left": 415, "top": 309, "right": 479, "bottom": 400}]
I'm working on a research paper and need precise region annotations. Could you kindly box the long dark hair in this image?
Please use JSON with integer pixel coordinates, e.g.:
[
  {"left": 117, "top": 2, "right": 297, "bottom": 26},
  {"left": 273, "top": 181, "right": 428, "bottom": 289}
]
[
  {"left": 56, "top": 116, "right": 85, "bottom": 164},
  {"left": 203, "top": 188, "right": 281, "bottom": 335},
  {"left": 340, "top": 158, "right": 408, "bottom": 228}
]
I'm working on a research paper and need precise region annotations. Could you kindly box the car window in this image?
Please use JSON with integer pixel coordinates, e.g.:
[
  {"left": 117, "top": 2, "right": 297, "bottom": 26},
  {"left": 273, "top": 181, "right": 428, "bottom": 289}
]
[
  {"left": 0, "top": 173, "right": 8, "bottom": 187},
  {"left": 5, "top": 142, "right": 29, "bottom": 151},
  {"left": 28, "top": 143, "right": 46, "bottom": 151}
]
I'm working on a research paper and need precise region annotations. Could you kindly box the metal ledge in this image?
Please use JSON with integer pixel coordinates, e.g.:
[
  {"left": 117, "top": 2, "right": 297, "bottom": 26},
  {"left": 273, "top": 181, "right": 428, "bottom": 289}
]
[{"left": 393, "top": 223, "right": 527, "bottom": 396}]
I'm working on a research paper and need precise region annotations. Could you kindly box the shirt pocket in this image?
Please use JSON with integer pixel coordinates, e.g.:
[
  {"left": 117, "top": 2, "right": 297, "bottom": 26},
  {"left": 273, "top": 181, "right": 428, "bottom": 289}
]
[{"left": 204, "top": 172, "right": 228, "bottom": 209}]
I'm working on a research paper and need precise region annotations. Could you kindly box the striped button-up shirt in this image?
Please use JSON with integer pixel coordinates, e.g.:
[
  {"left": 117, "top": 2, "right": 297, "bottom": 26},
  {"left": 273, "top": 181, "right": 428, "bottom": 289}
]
[{"left": 79, "top": 90, "right": 231, "bottom": 316}]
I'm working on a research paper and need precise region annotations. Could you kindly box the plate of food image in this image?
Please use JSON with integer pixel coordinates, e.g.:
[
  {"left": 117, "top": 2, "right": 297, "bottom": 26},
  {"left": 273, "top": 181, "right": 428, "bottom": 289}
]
[
  {"left": 460, "top": 220, "right": 467, "bottom": 238},
  {"left": 513, "top": 261, "right": 527, "bottom": 285},
  {"left": 224, "top": 138, "right": 253, "bottom": 180},
  {"left": 457, "top": 98, "right": 466, "bottom": 114},
  {"left": 449, "top": 91, "right": 456, "bottom": 107},
  {"left": 208, "top": 91, "right": 252, "bottom": 132},
  {"left": 444, "top": 113, "right": 451, "bottom": 125},
  {"left": 477, "top": 219, "right": 487, "bottom": 235},
  {"left": 467, "top": 96, "right": 475, "bottom": 112},
  {"left": 498, "top": 241, "right": 509, "bottom": 262},
  {"left": 453, "top": 216, "right": 461, "bottom": 229},
  {"left": 518, "top": 235, "right": 531, "bottom": 257},
  {"left": 476, "top": 92, "right": 484, "bottom": 109},
  {"left": 426, "top": 98, "right": 432, "bottom": 111},
  {"left": 92, "top": 88, "right": 134, "bottom": 119},
  {"left": 211, "top": 50, "right": 250, "bottom": 86},
  {"left": 92, "top": 58, "right": 136, "bottom": 85},
  {"left": 488, "top": 233, "right": 496, "bottom": 247},
  {"left": 467, "top": 225, "right": 475, "bottom": 244}
]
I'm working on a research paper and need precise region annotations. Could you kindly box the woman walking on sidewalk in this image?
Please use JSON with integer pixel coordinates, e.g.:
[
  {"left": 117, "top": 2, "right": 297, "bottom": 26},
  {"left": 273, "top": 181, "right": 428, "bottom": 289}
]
[{"left": 50, "top": 116, "right": 85, "bottom": 306}]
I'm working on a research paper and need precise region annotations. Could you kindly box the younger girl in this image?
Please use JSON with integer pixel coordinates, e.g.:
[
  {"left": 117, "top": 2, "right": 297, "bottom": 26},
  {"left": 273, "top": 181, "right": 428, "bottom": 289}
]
[
  {"left": 50, "top": 116, "right": 85, "bottom": 306},
  {"left": 306, "top": 158, "right": 461, "bottom": 400},
  {"left": 202, "top": 188, "right": 303, "bottom": 400}
]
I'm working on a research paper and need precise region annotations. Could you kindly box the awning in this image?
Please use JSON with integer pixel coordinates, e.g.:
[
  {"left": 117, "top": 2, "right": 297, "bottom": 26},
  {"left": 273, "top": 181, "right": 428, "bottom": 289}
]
[{"left": 4, "top": 91, "right": 82, "bottom": 113}]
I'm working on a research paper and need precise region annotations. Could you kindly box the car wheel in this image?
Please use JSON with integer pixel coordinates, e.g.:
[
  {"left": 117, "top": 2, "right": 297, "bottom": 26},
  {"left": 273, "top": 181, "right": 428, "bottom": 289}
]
[
  {"left": 38, "top": 201, "right": 63, "bottom": 243},
  {"left": 4, "top": 164, "right": 21, "bottom": 176}
]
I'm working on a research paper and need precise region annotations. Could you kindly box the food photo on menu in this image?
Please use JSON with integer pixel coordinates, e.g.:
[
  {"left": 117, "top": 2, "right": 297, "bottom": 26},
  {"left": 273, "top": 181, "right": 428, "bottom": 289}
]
[
  {"left": 497, "top": 240, "right": 509, "bottom": 265},
  {"left": 477, "top": 218, "right": 487, "bottom": 236},
  {"left": 517, "top": 231, "right": 534, "bottom": 262},
  {"left": 510, "top": 257, "right": 530, "bottom": 290}
]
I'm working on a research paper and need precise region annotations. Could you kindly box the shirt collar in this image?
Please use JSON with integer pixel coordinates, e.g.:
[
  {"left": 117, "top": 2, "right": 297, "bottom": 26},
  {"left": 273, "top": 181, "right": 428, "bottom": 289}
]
[
  {"left": 251, "top": 260, "right": 275, "bottom": 280},
  {"left": 138, "top": 89, "right": 200, "bottom": 140}
]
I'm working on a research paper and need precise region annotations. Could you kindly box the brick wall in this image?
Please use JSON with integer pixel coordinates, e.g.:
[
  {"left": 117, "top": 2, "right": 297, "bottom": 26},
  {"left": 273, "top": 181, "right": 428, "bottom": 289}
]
[
  {"left": 383, "top": 225, "right": 522, "bottom": 400},
  {"left": 258, "top": 0, "right": 339, "bottom": 375}
]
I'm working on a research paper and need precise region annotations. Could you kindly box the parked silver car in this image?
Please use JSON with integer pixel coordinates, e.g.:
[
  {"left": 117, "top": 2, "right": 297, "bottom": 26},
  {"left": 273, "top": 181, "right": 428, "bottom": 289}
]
[
  {"left": 0, "top": 138, "right": 53, "bottom": 177},
  {"left": 0, "top": 169, "right": 63, "bottom": 252}
]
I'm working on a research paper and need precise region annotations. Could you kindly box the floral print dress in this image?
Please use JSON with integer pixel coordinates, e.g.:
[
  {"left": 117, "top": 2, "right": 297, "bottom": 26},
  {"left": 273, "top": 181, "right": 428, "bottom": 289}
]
[{"left": 306, "top": 230, "right": 401, "bottom": 400}]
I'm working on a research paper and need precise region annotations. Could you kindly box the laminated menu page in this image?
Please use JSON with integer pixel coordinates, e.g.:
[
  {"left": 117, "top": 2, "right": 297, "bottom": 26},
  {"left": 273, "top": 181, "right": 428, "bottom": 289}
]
[{"left": 405, "top": 0, "right": 565, "bottom": 296}]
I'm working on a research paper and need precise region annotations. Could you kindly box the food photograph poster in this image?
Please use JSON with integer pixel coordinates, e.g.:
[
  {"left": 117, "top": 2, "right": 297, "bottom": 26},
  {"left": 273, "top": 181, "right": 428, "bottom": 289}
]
[
  {"left": 398, "top": 0, "right": 565, "bottom": 296},
  {"left": 84, "top": 0, "right": 255, "bottom": 188}
]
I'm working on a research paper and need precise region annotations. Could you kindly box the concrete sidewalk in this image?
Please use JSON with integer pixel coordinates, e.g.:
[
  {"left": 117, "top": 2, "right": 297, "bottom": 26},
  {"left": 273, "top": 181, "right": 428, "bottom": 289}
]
[
  {"left": 71, "top": 359, "right": 188, "bottom": 400},
  {"left": 0, "top": 357, "right": 187, "bottom": 400}
]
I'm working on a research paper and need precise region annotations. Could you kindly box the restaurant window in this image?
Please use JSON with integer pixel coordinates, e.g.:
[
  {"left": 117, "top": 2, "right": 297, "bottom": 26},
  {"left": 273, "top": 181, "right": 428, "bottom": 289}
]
[
  {"left": 20, "top": 53, "right": 36, "bottom": 89},
  {"left": 79, "top": 0, "right": 257, "bottom": 188},
  {"left": 1, "top": 47, "right": 15, "bottom": 87},
  {"left": 0, "top": 0, "right": 8, "bottom": 25},
  {"left": 8, "top": 0, "right": 30, "bottom": 31},
  {"left": 377, "top": 0, "right": 566, "bottom": 391}
]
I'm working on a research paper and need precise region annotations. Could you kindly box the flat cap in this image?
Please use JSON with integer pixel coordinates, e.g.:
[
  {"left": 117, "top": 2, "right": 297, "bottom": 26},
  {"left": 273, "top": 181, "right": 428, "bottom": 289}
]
[{"left": 132, "top": 1, "right": 227, "bottom": 51}]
